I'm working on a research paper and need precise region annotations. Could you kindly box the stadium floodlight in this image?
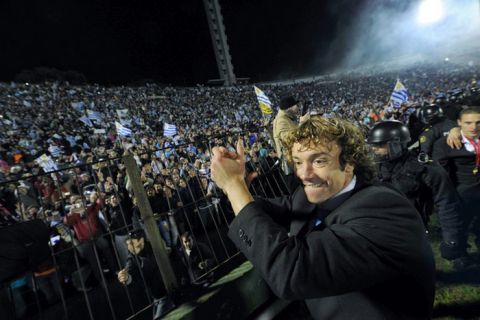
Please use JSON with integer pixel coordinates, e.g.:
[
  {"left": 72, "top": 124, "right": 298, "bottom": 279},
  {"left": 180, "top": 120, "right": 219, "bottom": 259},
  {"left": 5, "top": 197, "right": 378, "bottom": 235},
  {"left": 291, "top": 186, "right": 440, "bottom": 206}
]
[{"left": 417, "top": 0, "right": 445, "bottom": 25}]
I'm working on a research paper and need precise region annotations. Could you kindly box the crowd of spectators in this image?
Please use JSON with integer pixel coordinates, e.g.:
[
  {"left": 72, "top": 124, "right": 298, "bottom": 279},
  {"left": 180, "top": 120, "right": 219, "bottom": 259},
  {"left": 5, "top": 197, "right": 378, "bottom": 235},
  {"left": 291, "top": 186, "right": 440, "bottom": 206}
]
[{"left": 1, "top": 61, "right": 478, "bottom": 181}]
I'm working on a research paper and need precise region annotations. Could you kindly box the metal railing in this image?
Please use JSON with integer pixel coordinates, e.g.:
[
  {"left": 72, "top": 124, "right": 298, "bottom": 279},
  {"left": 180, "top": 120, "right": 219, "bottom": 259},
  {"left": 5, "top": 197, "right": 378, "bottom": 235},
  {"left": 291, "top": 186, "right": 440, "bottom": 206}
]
[{"left": 0, "top": 133, "right": 290, "bottom": 320}]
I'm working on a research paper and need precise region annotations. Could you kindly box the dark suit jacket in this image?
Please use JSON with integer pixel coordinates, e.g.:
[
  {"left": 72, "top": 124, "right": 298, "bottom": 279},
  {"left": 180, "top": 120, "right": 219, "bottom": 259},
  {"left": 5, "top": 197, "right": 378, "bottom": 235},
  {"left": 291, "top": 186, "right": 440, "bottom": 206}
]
[
  {"left": 228, "top": 184, "right": 435, "bottom": 319},
  {"left": 433, "top": 136, "right": 479, "bottom": 190}
]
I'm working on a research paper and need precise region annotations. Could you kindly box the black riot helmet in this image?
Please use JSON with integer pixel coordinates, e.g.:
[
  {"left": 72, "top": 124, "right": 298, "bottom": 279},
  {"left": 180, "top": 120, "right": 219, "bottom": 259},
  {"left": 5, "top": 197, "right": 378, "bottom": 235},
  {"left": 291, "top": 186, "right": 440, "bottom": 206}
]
[
  {"left": 418, "top": 104, "right": 444, "bottom": 125},
  {"left": 470, "top": 87, "right": 480, "bottom": 105},
  {"left": 367, "top": 121, "right": 411, "bottom": 161},
  {"left": 434, "top": 93, "right": 447, "bottom": 107},
  {"left": 448, "top": 89, "right": 464, "bottom": 104}
]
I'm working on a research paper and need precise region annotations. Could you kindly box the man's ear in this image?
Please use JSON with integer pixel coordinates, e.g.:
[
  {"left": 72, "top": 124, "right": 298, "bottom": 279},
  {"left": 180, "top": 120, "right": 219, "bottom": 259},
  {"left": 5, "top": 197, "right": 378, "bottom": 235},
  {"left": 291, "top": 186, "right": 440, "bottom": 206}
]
[{"left": 344, "top": 163, "right": 354, "bottom": 174}]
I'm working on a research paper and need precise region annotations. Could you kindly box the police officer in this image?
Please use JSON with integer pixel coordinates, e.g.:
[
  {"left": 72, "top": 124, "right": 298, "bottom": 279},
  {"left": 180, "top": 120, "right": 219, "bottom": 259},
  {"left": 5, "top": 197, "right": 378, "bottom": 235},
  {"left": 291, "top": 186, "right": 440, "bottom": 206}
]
[
  {"left": 443, "top": 89, "right": 465, "bottom": 122},
  {"left": 418, "top": 104, "right": 457, "bottom": 158},
  {"left": 368, "top": 121, "right": 470, "bottom": 268}
]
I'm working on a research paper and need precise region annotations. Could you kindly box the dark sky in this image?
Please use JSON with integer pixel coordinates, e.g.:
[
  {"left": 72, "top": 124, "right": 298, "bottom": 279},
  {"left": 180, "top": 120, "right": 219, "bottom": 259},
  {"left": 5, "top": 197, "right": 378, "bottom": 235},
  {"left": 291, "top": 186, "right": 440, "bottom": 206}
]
[{"left": 0, "top": 0, "right": 366, "bottom": 85}]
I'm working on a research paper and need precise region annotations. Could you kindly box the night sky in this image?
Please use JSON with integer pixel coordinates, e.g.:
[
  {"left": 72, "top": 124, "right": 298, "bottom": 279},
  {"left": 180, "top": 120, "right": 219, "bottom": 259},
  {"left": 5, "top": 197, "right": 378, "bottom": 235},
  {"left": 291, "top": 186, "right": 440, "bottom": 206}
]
[{"left": 0, "top": 0, "right": 366, "bottom": 85}]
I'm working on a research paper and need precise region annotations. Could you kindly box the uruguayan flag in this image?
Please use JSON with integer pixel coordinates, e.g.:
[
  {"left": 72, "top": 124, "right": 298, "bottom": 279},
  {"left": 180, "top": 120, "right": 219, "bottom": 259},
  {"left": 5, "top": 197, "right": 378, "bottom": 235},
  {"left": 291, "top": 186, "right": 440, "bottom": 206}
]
[
  {"left": 48, "top": 145, "right": 63, "bottom": 158},
  {"left": 87, "top": 110, "right": 102, "bottom": 122},
  {"left": 253, "top": 86, "right": 273, "bottom": 114},
  {"left": 119, "top": 119, "right": 131, "bottom": 127},
  {"left": 390, "top": 80, "right": 408, "bottom": 108},
  {"left": 163, "top": 123, "right": 177, "bottom": 137},
  {"left": 115, "top": 121, "right": 132, "bottom": 137},
  {"left": 79, "top": 116, "right": 93, "bottom": 127}
]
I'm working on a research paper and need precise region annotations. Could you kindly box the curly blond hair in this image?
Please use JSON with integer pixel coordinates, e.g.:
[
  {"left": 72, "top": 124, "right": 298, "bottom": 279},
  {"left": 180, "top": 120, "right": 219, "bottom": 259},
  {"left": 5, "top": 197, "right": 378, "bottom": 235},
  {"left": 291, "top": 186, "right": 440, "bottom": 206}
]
[{"left": 282, "top": 116, "right": 376, "bottom": 183}]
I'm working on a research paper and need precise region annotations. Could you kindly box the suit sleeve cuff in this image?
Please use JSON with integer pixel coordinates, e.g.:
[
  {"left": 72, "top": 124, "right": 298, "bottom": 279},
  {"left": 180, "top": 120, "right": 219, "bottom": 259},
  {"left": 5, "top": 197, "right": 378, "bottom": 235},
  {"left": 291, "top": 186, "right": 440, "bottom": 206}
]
[{"left": 227, "top": 201, "right": 265, "bottom": 251}]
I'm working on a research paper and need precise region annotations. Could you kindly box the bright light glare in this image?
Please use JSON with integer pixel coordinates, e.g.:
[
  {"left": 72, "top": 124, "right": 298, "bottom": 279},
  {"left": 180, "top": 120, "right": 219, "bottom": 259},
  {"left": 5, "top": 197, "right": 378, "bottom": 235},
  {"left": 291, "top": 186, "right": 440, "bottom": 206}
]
[{"left": 417, "top": 0, "right": 445, "bottom": 25}]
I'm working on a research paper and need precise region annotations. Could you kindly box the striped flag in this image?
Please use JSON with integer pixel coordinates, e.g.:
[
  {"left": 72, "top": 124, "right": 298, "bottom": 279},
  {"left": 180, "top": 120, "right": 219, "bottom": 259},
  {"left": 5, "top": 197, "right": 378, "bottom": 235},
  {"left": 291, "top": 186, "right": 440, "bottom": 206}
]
[
  {"left": 35, "top": 154, "right": 59, "bottom": 173},
  {"left": 87, "top": 110, "right": 102, "bottom": 122},
  {"left": 79, "top": 116, "right": 93, "bottom": 127},
  {"left": 253, "top": 86, "right": 273, "bottom": 114},
  {"left": 163, "top": 123, "right": 177, "bottom": 137},
  {"left": 115, "top": 121, "right": 132, "bottom": 137},
  {"left": 48, "top": 145, "right": 63, "bottom": 158},
  {"left": 390, "top": 80, "right": 408, "bottom": 108}
]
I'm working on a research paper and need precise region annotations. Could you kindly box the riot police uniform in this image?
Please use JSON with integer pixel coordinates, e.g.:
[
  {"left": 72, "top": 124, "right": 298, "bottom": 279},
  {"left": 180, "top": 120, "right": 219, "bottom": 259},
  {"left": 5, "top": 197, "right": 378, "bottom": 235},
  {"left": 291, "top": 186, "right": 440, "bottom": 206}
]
[
  {"left": 368, "top": 121, "right": 468, "bottom": 263},
  {"left": 443, "top": 89, "right": 464, "bottom": 122},
  {"left": 418, "top": 104, "right": 457, "bottom": 157}
]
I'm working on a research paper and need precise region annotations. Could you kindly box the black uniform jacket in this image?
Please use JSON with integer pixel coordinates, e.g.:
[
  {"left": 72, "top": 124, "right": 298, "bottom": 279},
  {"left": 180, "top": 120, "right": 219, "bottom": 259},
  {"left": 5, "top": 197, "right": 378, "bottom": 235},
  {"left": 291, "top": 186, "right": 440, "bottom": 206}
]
[
  {"left": 228, "top": 183, "right": 435, "bottom": 320},
  {"left": 419, "top": 118, "right": 456, "bottom": 156},
  {"left": 433, "top": 136, "right": 480, "bottom": 190}
]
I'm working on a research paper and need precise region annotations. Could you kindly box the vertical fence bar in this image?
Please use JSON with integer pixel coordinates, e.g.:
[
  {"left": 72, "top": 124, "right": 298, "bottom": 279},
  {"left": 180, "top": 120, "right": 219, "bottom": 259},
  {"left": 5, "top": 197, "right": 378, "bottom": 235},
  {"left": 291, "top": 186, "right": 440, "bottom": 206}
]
[{"left": 123, "top": 154, "right": 178, "bottom": 294}]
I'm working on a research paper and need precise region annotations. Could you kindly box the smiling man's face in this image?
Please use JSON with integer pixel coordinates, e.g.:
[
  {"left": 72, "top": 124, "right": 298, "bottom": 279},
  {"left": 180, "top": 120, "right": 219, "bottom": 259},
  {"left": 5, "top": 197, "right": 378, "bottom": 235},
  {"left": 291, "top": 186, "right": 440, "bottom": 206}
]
[{"left": 292, "top": 141, "right": 354, "bottom": 204}]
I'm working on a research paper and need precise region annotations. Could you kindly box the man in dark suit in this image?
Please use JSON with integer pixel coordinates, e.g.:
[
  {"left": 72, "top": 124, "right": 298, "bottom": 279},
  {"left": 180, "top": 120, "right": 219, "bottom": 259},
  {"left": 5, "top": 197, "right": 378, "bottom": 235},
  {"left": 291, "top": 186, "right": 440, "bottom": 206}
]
[
  {"left": 433, "top": 106, "right": 480, "bottom": 258},
  {"left": 210, "top": 116, "right": 435, "bottom": 319}
]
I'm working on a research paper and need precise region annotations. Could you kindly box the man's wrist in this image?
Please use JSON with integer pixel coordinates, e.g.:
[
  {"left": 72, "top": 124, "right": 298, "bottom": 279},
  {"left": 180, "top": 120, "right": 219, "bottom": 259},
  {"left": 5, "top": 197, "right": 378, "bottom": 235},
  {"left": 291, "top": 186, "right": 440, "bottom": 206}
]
[
  {"left": 223, "top": 177, "right": 246, "bottom": 196},
  {"left": 223, "top": 177, "right": 254, "bottom": 215}
]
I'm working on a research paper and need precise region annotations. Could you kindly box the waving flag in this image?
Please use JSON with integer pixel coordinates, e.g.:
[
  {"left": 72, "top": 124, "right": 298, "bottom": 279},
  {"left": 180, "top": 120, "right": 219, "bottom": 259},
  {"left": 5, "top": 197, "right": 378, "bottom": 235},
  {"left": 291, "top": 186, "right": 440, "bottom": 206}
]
[
  {"left": 79, "top": 116, "right": 93, "bottom": 127},
  {"left": 390, "top": 80, "right": 408, "bottom": 108},
  {"left": 163, "top": 123, "right": 177, "bottom": 137},
  {"left": 48, "top": 145, "right": 63, "bottom": 158},
  {"left": 254, "top": 86, "right": 273, "bottom": 115},
  {"left": 35, "top": 154, "right": 59, "bottom": 173},
  {"left": 87, "top": 110, "right": 102, "bottom": 122},
  {"left": 115, "top": 121, "right": 132, "bottom": 137}
]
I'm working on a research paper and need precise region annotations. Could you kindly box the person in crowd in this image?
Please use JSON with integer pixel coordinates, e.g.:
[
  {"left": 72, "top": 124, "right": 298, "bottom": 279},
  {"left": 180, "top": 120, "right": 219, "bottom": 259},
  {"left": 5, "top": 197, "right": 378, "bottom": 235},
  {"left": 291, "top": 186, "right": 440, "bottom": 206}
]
[
  {"left": 272, "top": 94, "right": 306, "bottom": 193},
  {"left": 179, "top": 231, "right": 215, "bottom": 286},
  {"left": 117, "top": 229, "right": 174, "bottom": 319},
  {"left": 210, "top": 116, "right": 435, "bottom": 319},
  {"left": 417, "top": 104, "right": 457, "bottom": 159},
  {"left": 103, "top": 189, "right": 135, "bottom": 266},
  {"left": 64, "top": 193, "right": 116, "bottom": 285},
  {"left": 433, "top": 107, "right": 480, "bottom": 259},
  {"left": 367, "top": 120, "right": 470, "bottom": 269}
]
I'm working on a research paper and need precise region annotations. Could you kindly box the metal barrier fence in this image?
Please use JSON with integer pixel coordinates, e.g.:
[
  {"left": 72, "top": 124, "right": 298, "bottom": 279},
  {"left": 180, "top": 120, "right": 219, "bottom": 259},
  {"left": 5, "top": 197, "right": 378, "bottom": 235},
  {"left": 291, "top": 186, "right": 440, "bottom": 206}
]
[{"left": 0, "top": 134, "right": 291, "bottom": 320}]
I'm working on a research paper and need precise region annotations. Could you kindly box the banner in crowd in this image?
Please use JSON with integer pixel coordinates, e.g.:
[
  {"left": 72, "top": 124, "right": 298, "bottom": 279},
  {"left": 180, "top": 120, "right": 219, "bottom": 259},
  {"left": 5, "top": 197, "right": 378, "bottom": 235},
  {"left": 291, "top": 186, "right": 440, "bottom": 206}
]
[
  {"left": 115, "top": 121, "right": 132, "bottom": 137},
  {"left": 163, "top": 123, "right": 177, "bottom": 137},
  {"left": 87, "top": 110, "right": 103, "bottom": 122},
  {"left": 35, "top": 154, "right": 58, "bottom": 173},
  {"left": 79, "top": 116, "right": 93, "bottom": 127},
  {"left": 390, "top": 80, "right": 408, "bottom": 108},
  {"left": 253, "top": 86, "right": 273, "bottom": 114}
]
